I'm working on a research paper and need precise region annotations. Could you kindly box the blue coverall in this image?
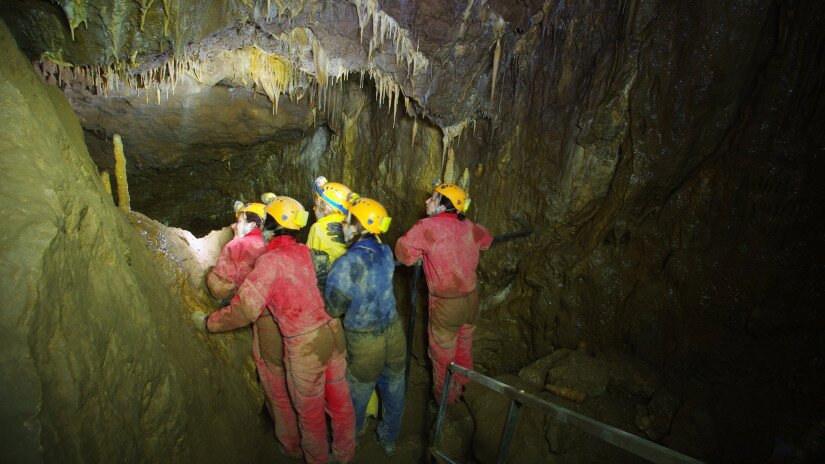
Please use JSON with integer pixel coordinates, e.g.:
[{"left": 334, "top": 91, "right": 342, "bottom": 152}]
[{"left": 325, "top": 236, "right": 406, "bottom": 446}]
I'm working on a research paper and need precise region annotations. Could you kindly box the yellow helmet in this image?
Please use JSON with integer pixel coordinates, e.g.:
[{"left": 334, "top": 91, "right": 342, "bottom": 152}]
[
  {"left": 233, "top": 200, "right": 266, "bottom": 220},
  {"left": 434, "top": 182, "right": 470, "bottom": 213},
  {"left": 314, "top": 176, "right": 353, "bottom": 213},
  {"left": 348, "top": 197, "right": 392, "bottom": 234},
  {"left": 264, "top": 196, "right": 309, "bottom": 230}
]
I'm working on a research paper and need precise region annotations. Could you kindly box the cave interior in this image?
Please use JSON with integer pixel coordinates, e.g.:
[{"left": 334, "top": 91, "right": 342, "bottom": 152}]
[{"left": 0, "top": 0, "right": 824, "bottom": 463}]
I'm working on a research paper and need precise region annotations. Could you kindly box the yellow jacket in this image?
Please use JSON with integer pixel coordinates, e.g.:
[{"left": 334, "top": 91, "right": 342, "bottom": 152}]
[{"left": 307, "top": 213, "right": 348, "bottom": 264}]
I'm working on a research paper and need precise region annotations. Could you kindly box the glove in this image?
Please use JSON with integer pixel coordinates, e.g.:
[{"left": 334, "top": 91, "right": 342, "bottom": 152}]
[
  {"left": 191, "top": 311, "right": 209, "bottom": 333},
  {"left": 325, "top": 222, "right": 345, "bottom": 244}
]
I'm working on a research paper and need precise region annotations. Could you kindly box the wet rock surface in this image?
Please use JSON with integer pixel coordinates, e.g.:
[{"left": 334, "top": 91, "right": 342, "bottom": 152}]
[
  {"left": 1, "top": 0, "right": 825, "bottom": 462},
  {"left": 0, "top": 22, "right": 275, "bottom": 463}
]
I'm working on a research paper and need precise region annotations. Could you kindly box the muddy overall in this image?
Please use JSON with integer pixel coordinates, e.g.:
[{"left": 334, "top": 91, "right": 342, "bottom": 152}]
[{"left": 206, "top": 228, "right": 301, "bottom": 456}]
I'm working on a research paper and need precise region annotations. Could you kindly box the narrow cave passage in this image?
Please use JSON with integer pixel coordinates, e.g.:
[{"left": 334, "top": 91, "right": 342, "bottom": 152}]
[{"left": 1, "top": 1, "right": 824, "bottom": 463}]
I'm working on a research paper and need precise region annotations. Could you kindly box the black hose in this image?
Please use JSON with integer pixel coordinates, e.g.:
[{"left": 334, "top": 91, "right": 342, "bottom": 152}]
[{"left": 404, "top": 261, "right": 422, "bottom": 389}]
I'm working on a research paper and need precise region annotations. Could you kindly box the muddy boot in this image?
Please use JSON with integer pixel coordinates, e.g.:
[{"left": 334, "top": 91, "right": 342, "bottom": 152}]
[
  {"left": 277, "top": 443, "right": 302, "bottom": 460},
  {"left": 374, "top": 430, "right": 397, "bottom": 456},
  {"left": 429, "top": 399, "right": 440, "bottom": 414}
]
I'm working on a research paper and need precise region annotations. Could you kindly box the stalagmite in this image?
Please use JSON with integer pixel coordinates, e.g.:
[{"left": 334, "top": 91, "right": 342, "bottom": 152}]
[
  {"left": 112, "top": 134, "right": 130, "bottom": 212},
  {"left": 100, "top": 171, "right": 112, "bottom": 196}
]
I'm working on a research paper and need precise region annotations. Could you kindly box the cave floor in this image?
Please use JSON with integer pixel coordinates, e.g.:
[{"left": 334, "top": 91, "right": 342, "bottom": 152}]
[{"left": 261, "top": 360, "right": 436, "bottom": 463}]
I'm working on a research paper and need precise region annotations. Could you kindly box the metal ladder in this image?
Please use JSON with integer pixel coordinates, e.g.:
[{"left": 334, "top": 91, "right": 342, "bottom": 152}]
[{"left": 430, "top": 362, "right": 705, "bottom": 464}]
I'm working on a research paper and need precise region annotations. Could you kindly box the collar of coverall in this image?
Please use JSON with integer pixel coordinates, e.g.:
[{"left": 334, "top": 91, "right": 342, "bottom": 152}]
[
  {"left": 351, "top": 235, "right": 381, "bottom": 248},
  {"left": 433, "top": 211, "right": 459, "bottom": 219},
  {"left": 317, "top": 212, "right": 345, "bottom": 224},
  {"left": 265, "top": 234, "right": 297, "bottom": 251}
]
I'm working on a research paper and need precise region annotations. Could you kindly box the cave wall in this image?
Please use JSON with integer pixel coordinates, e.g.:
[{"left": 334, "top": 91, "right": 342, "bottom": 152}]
[
  {"left": 0, "top": 22, "right": 276, "bottom": 463},
  {"left": 2, "top": 0, "right": 824, "bottom": 460},
  {"left": 6, "top": 0, "right": 820, "bottom": 380},
  {"left": 460, "top": 0, "right": 825, "bottom": 375}
]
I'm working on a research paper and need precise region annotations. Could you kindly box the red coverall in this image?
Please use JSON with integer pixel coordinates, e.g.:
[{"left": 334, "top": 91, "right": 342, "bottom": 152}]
[
  {"left": 395, "top": 212, "right": 493, "bottom": 404},
  {"left": 208, "top": 235, "right": 355, "bottom": 464},
  {"left": 205, "top": 229, "right": 301, "bottom": 457}
]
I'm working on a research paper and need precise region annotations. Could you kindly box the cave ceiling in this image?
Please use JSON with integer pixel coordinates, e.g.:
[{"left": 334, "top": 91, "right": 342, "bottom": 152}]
[
  {"left": 1, "top": 0, "right": 552, "bottom": 232},
  {"left": 3, "top": 0, "right": 532, "bottom": 145}
]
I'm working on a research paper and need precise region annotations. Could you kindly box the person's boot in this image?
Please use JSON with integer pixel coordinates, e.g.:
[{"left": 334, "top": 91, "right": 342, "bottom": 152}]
[
  {"left": 276, "top": 443, "right": 302, "bottom": 460},
  {"left": 374, "top": 430, "right": 397, "bottom": 456},
  {"left": 357, "top": 418, "right": 368, "bottom": 437},
  {"left": 328, "top": 454, "right": 352, "bottom": 464},
  {"left": 428, "top": 399, "right": 440, "bottom": 414}
]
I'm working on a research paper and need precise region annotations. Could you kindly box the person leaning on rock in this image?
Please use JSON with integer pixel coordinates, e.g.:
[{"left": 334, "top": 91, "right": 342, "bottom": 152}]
[
  {"left": 196, "top": 195, "right": 355, "bottom": 464},
  {"left": 324, "top": 196, "right": 406, "bottom": 456},
  {"left": 193, "top": 194, "right": 302, "bottom": 459},
  {"left": 395, "top": 182, "right": 492, "bottom": 411}
]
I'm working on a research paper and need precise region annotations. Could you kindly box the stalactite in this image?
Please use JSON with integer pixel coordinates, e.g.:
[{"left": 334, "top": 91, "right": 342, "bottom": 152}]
[
  {"left": 541, "top": 0, "right": 552, "bottom": 38},
  {"left": 459, "top": 168, "right": 470, "bottom": 191},
  {"left": 441, "top": 120, "right": 471, "bottom": 172},
  {"left": 411, "top": 117, "right": 418, "bottom": 147},
  {"left": 99, "top": 0, "right": 130, "bottom": 63},
  {"left": 138, "top": 0, "right": 156, "bottom": 31},
  {"left": 312, "top": 39, "right": 329, "bottom": 87},
  {"left": 392, "top": 83, "right": 399, "bottom": 126},
  {"left": 113, "top": 134, "right": 130, "bottom": 212},
  {"left": 162, "top": 0, "right": 172, "bottom": 37},
  {"left": 352, "top": 0, "right": 428, "bottom": 77},
  {"left": 59, "top": 0, "right": 89, "bottom": 41},
  {"left": 490, "top": 38, "right": 501, "bottom": 102},
  {"left": 34, "top": 24, "right": 422, "bottom": 127},
  {"left": 444, "top": 147, "right": 456, "bottom": 183}
]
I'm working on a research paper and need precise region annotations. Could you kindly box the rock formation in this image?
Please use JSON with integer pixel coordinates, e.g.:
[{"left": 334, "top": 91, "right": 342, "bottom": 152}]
[{"left": 1, "top": 0, "right": 823, "bottom": 462}]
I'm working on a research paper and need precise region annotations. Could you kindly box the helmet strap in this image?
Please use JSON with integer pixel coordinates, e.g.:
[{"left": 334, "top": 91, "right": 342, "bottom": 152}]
[
  {"left": 427, "top": 192, "right": 445, "bottom": 217},
  {"left": 315, "top": 196, "right": 337, "bottom": 218}
]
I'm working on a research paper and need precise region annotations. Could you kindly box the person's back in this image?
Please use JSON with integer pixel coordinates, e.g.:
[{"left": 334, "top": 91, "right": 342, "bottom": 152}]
[
  {"left": 206, "top": 201, "right": 268, "bottom": 299},
  {"left": 396, "top": 211, "right": 490, "bottom": 298},
  {"left": 327, "top": 237, "right": 397, "bottom": 332},
  {"left": 238, "top": 195, "right": 355, "bottom": 464},
  {"left": 325, "top": 198, "right": 405, "bottom": 456},
  {"left": 307, "top": 176, "right": 354, "bottom": 293},
  {"left": 195, "top": 199, "right": 302, "bottom": 459},
  {"left": 248, "top": 235, "right": 331, "bottom": 336},
  {"left": 395, "top": 183, "right": 492, "bottom": 409},
  {"left": 307, "top": 212, "right": 348, "bottom": 262}
]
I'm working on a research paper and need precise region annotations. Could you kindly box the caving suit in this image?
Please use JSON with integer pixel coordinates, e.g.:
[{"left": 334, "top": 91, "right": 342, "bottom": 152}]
[
  {"left": 325, "top": 236, "right": 406, "bottom": 445},
  {"left": 207, "top": 235, "right": 356, "bottom": 464},
  {"left": 307, "top": 212, "right": 348, "bottom": 292},
  {"left": 395, "top": 212, "right": 493, "bottom": 404},
  {"left": 307, "top": 212, "right": 348, "bottom": 263},
  {"left": 205, "top": 228, "right": 301, "bottom": 456}
]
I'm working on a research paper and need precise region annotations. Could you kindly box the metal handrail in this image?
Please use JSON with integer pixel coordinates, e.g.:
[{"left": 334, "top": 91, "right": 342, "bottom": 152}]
[{"left": 431, "top": 362, "right": 704, "bottom": 464}]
